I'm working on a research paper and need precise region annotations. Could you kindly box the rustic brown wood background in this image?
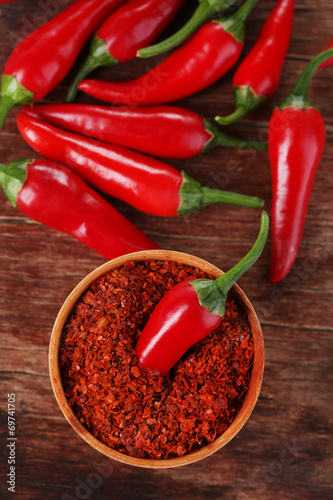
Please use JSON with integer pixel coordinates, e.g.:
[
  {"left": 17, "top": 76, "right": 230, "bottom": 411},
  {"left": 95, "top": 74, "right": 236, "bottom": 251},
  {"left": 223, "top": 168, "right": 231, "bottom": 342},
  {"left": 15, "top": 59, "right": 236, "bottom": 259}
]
[{"left": 1, "top": 1, "right": 332, "bottom": 499}]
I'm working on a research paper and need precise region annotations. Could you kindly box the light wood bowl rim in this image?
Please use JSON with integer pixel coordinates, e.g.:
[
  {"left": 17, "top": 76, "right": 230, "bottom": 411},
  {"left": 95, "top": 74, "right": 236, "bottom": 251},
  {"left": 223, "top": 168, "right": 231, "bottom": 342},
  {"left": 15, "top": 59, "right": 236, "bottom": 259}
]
[{"left": 49, "top": 249, "right": 264, "bottom": 469}]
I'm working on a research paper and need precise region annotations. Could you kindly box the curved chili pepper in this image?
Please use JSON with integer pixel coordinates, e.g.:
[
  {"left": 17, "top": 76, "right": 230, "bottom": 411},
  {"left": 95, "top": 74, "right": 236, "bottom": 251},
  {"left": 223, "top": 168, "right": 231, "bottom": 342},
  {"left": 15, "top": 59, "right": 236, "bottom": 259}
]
[
  {"left": 136, "top": 211, "right": 269, "bottom": 375},
  {"left": 138, "top": 0, "right": 239, "bottom": 58},
  {"left": 22, "top": 104, "right": 268, "bottom": 159},
  {"left": 0, "top": 159, "right": 159, "bottom": 260},
  {"left": 0, "top": 0, "right": 127, "bottom": 130},
  {"left": 268, "top": 47, "right": 333, "bottom": 283},
  {"left": 17, "top": 111, "right": 264, "bottom": 216},
  {"left": 78, "top": 0, "right": 258, "bottom": 106},
  {"left": 66, "top": 0, "right": 185, "bottom": 102},
  {"left": 216, "top": 0, "right": 294, "bottom": 125}
]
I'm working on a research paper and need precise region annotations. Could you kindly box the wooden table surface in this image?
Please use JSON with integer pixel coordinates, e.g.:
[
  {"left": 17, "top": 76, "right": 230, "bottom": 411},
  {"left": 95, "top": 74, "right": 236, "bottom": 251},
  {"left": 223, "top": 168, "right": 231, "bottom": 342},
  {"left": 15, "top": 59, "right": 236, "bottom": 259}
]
[{"left": 1, "top": 1, "right": 332, "bottom": 499}]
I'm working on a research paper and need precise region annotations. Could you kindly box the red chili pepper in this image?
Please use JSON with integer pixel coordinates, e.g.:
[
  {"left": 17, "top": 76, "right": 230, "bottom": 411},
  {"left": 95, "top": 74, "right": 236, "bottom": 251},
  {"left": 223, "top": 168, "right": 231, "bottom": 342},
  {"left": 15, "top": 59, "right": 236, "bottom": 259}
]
[
  {"left": 138, "top": 0, "right": 239, "bottom": 58},
  {"left": 0, "top": 159, "right": 159, "bottom": 260},
  {"left": 16, "top": 111, "right": 264, "bottom": 216},
  {"left": 216, "top": 0, "right": 294, "bottom": 125},
  {"left": 66, "top": 0, "right": 185, "bottom": 102},
  {"left": 135, "top": 211, "right": 269, "bottom": 375},
  {"left": 22, "top": 103, "right": 268, "bottom": 159},
  {"left": 78, "top": 0, "right": 258, "bottom": 106},
  {"left": 0, "top": 0, "right": 127, "bottom": 130},
  {"left": 268, "top": 47, "right": 333, "bottom": 283}
]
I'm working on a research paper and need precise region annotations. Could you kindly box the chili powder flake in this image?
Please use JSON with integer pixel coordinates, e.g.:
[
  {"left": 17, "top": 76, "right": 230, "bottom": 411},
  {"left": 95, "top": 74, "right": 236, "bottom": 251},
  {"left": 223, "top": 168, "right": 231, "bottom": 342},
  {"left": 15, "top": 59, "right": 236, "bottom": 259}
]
[{"left": 59, "top": 260, "right": 254, "bottom": 460}]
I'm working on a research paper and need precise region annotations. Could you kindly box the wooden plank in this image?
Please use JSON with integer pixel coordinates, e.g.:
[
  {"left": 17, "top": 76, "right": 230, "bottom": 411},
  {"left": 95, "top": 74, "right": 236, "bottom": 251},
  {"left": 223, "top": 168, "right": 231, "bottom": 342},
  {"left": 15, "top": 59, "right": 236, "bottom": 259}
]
[{"left": 0, "top": 1, "right": 332, "bottom": 499}]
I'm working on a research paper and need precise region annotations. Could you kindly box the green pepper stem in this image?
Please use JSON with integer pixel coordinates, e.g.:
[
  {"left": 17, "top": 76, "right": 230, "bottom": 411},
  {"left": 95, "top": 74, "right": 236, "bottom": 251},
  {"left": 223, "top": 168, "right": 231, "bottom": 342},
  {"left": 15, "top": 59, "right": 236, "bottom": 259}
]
[
  {"left": 0, "top": 75, "right": 34, "bottom": 131},
  {"left": 215, "top": 106, "right": 248, "bottom": 126},
  {"left": 0, "top": 96, "right": 14, "bottom": 131},
  {"left": 215, "top": 85, "right": 266, "bottom": 125},
  {"left": 190, "top": 211, "right": 269, "bottom": 317},
  {"left": 201, "top": 186, "right": 264, "bottom": 208},
  {"left": 220, "top": 0, "right": 258, "bottom": 43},
  {"left": 232, "top": 0, "right": 257, "bottom": 22},
  {"left": 216, "top": 210, "right": 269, "bottom": 292},
  {"left": 177, "top": 170, "right": 263, "bottom": 215},
  {"left": 0, "top": 159, "right": 29, "bottom": 207},
  {"left": 204, "top": 119, "right": 267, "bottom": 151},
  {"left": 66, "top": 35, "right": 118, "bottom": 103},
  {"left": 138, "top": 0, "right": 239, "bottom": 58},
  {"left": 280, "top": 47, "right": 333, "bottom": 109},
  {"left": 66, "top": 56, "right": 100, "bottom": 103}
]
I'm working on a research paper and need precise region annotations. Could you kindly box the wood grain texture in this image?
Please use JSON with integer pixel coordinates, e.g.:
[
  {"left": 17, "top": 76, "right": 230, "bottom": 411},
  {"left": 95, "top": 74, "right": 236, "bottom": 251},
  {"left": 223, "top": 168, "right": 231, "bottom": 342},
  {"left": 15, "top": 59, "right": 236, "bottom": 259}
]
[{"left": 0, "top": 0, "right": 332, "bottom": 499}]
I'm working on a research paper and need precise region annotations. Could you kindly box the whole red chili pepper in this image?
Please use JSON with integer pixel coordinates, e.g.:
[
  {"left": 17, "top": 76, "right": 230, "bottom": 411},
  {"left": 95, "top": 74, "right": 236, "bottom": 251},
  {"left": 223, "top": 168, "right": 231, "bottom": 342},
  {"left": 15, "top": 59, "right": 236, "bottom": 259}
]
[
  {"left": 268, "top": 46, "right": 333, "bottom": 283},
  {"left": 78, "top": 0, "right": 258, "bottom": 106},
  {"left": 216, "top": 0, "right": 294, "bottom": 125},
  {"left": 0, "top": 159, "right": 159, "bottom": 260},
  {"left": 22, "top": 103, "right": 268, "bottom": 159},
  {"left": 138, "top": 0, "right": 239, "bottom": 58},
  {"left": 136, "top": 211, "right": 269, "bottom": 375},
  {"left": 17, "top": 111, "right": 264, "bottom": 215},
  {"left": 66, "top": 0, "right": 185, "bottom": 102},
  {"left": 0, "top": 0, "right": 127, "bottom": 130}
]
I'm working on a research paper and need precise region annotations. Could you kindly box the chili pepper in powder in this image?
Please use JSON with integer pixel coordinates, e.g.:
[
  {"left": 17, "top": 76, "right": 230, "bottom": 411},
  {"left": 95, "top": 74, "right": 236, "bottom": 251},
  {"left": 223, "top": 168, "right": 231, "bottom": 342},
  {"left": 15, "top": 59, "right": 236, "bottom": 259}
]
[
  {"left": 268, "top": 46, "right": 333, "bottom": 283},
  {"left": 0, "top": 158, "right": 159, "bottom": 260},
  {"left": 16, "top": 111, "right": 264, "bottom": 215},
  {"left": 60, "top": 259, "right": 254, "bottom": 459},
  {"left": 22, "top": 103, "right": 268, "bottom": 159},
  {"left": 136, "top": 211, "right": 268, "bottom": 375},
  {"left": 66, "top": 0, "right": 185, "bottom": 102},
  {"left": 0, "top": 0, "right": 127, "bottom": 130},
  {"left": 78, "top": 0, "right": 258, "bottom": 106},
  {"left": 216, "top": 0, "right": 295, "bottom": 125},
  {"left": 138, "top": 0, "right": 239, "bottom": 58}
]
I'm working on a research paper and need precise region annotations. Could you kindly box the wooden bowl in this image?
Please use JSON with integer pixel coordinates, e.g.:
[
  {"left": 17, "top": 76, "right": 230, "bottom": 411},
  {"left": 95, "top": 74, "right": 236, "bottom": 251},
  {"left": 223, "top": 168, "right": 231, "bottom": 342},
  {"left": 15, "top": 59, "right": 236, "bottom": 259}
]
[{"left": 49, "top": 249, "right": 264, "bottom": 468}]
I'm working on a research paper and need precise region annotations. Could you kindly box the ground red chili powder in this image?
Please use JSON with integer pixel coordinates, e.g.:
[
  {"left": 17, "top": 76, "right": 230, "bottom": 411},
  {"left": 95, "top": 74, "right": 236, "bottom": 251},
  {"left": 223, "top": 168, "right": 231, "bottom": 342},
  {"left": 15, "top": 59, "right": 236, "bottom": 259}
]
[{"left": 59, "top": 259, "right": 254, "bottom": 459}]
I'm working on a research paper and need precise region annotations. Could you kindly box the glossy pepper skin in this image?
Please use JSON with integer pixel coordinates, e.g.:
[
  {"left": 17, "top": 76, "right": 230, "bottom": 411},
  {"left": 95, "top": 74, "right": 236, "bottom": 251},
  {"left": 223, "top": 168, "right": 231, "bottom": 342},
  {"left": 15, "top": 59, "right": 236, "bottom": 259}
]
[
  {"left": 268, "top": 47, "right": 333, "bottom": 283},
  {"left": 216, "top": 0, "right": 294, "bottom": 125},
  {"left": 0, "top": 0, "right": 127, "bottom": 129},
  {"left": 66, "top": 0, "right": 185, "bottom": 102},
  {"left": 23, "top": 104, "right": 268, "bottom": 159},
  {"left": 17, "top": 111, "right": 264, "bottom": 216},
  {"left": 136, "top": 280, "right": 222, "bottom": 376},
  {"left": 138, "top": 0, "right": 239, "bottom": 58},
  {"left": 78, "top": 0, "right": 258, "bottom": 106},
  {"left": 0, "top": 159, "right": 159, "bottom": 260},
  {"left": 136, "top": 211, "right": 269, "bottom": 376}
]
